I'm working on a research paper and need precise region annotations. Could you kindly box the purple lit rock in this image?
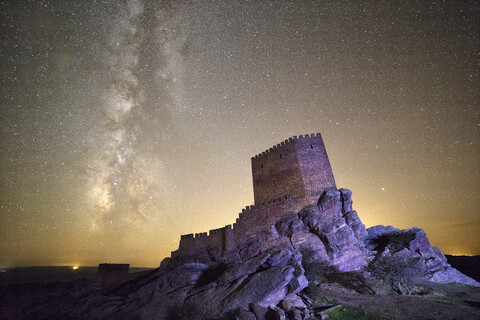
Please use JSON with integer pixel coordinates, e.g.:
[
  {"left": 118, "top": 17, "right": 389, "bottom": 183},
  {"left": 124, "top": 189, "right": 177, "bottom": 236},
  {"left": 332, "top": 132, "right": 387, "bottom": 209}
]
[{"left": 365, "top": 225, "right": 480, "bottom": 287}]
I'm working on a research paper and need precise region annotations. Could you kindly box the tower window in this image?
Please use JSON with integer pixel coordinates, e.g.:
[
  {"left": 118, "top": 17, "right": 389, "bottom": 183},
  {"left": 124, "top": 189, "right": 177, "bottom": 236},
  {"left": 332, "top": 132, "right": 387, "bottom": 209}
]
[
  {"left": 280, "top": 154, "right": 282, "bottom": 159},
  {"left": 311, "top": 144, "right": 314, "bottom": 149},
  {"left": 260, "top": 163, "right": 264, "bottom": 168}
]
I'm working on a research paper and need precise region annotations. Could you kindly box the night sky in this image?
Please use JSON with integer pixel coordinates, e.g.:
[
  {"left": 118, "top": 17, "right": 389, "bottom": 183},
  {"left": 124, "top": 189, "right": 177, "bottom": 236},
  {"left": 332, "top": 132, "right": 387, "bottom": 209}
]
[{"left": 0, "top": 1, "right": 479, "bottom": 268}]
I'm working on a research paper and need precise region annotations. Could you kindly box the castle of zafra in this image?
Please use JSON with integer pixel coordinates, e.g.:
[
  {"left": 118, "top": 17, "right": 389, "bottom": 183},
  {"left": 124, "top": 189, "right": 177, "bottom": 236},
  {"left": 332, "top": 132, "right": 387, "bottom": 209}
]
[{"left": 171, "top": 133, "right": 336, "bottom": 262}]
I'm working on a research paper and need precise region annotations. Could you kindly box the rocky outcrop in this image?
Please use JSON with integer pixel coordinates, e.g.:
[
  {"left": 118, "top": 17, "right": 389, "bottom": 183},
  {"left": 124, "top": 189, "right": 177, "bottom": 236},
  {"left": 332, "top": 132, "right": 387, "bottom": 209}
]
[
  {"left": 25, "top": 188, "right": 479, "bottom": 320},
  {"left": 365, "top": 225, "right": 480, "bottom": 290}
]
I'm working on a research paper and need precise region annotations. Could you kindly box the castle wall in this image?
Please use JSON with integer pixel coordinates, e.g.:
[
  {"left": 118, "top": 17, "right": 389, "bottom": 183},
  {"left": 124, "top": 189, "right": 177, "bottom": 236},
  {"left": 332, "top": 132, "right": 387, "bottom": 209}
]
[
  {"left": 233, "top": 196, "right": 311, "bottom": 243},
  {"left": 295, "top": 134, "right": 336, "bottom": 197},
  {"left": 172, "top": 195, "right": 315, "bottom": 260},
  {"left": 251, "top": 137, "right": 305, "bottom": 205},
  {"left": 173, "top": 224, "right": 235, "bottom": 261},
  {"left": 251, "top": 133, "right": 336, "bottom": 205}
]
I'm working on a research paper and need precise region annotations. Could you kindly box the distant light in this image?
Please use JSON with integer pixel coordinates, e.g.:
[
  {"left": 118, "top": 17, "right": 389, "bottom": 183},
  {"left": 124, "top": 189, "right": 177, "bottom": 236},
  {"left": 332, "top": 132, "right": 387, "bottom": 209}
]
[{"left": 73, "top": 266, "right": 79, "bottom": 270}]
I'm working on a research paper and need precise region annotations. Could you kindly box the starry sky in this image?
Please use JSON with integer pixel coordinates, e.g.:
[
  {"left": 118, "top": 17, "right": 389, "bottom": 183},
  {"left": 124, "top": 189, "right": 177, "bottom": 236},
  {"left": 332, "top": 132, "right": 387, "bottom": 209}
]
[{"left": 0, "top": 0, "right": 479, "bottom": 268}]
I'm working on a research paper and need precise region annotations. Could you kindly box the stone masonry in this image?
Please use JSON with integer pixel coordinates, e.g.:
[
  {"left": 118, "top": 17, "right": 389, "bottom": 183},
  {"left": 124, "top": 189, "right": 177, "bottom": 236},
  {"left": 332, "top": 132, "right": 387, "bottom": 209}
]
[{"left": 252, "top": 133, "right": 336, "bottom": 205}]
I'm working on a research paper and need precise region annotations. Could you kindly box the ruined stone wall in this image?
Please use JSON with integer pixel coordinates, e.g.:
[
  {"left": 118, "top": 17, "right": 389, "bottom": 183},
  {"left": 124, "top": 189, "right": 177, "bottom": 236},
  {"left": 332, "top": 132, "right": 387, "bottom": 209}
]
[
  {"left": 233, "top": 196, "right": 311, "bottom": 243},
  {"left": 172, "top": 196, "right": 315, "bottom": 258},
  {"left": 173, "top": 224, "right": 236, "bottom": 259}
]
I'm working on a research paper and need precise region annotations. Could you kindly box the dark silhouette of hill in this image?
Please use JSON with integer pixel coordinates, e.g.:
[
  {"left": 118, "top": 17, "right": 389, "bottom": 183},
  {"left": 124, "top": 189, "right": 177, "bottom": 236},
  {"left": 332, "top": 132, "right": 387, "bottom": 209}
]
[
  {"left": 446, "top": 255, "right": 480, "bottom": 282},
  {"left": 0, "top": 266, "right": 152, "bottom": 286}
]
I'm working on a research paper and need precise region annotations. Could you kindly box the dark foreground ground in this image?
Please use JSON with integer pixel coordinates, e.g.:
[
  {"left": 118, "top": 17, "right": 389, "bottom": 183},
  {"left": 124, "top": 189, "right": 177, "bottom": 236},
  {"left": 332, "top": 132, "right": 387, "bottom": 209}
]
[
  {"left": 304, "top": 280, "right": 480, "bottom": 320},
  {"left": 0, "top": 259, "right": 478, "bottom": 320},
  {"left": 445, "top": 255, "right": 480, "bottom": 283},
  {"left": 0, "top": 266, "right": 152, "bottom": 320},
  {"left": 0, "top": 266, "right": 153, "bottom": 286}
]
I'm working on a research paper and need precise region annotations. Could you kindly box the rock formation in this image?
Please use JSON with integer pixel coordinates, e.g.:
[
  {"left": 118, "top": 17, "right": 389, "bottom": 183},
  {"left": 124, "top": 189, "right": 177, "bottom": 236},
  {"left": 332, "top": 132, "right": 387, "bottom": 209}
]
[{"left": 25, "top": 188, "right": 480, "bottom": 320}]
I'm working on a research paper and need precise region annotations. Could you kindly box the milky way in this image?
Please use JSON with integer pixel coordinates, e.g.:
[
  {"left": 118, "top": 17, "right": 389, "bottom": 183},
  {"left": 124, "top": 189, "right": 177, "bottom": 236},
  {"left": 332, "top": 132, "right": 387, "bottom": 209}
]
[{"left": 0, "top": 1, "right": 479, "bottom": 267}]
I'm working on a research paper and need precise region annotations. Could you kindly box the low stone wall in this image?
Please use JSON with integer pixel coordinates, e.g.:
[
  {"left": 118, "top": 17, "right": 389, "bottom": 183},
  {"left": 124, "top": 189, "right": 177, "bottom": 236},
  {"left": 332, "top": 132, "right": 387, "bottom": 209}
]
[
  {"left": 233, "top": 196, "right": 310, "bottom": 243},
  {"left": 171, "top": 194, "right": 323, "bottom": 260}
]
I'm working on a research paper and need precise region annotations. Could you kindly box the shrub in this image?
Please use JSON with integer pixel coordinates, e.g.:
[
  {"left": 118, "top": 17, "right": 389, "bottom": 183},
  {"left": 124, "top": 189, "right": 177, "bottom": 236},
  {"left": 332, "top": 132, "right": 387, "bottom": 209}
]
[
  {"left": 301, "top": 248, "right": 338, "bottom": 282},
  {"left": 369, "top": 256, "right": 425, "bottom": 295},
  {"left": 370, "top": 230, "right": 417, "bottom": 254},
  {"left": 327, "top": 306, "right": 388, "bottom": 320}
]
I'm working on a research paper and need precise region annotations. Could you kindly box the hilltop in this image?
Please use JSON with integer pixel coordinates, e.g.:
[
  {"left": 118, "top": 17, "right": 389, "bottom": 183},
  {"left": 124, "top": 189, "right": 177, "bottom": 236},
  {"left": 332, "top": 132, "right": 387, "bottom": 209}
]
[
  {"left": 2, "top": 134, "right": 479, "bottom": 320},
  {"left": 3, "top": 187, "right": 478, "bottom": 320}
]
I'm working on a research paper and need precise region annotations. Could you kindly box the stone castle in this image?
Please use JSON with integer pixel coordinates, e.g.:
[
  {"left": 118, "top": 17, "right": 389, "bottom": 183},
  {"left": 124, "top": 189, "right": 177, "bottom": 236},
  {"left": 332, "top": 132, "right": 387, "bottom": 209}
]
[{"left": 170, "top": 133, "right": 336, "bottom": 262}]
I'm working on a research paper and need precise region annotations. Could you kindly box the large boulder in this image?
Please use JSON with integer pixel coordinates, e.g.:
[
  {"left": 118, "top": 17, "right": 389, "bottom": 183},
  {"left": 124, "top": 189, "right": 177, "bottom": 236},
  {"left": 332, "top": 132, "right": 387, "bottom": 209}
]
[
  {"left": 180, "top": 243, "right": 308, "bottom": 319},
  {"left": 365, "top": 225, "right": 480, "bottom": 288}
]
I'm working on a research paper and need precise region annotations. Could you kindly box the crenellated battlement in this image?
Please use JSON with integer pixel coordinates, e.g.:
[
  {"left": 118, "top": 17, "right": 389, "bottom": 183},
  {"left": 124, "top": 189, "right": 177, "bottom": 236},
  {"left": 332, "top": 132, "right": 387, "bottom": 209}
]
[
  {"left": 174, "top": 194, "right": 300, "bottom": 258},
  {"left": 252, "top": 133, "right": 321, "bottom": 160},
  {"left": 175, "top": 222, "right": 236, "bottom": 257},
  {"left": 209, "top": 227, "right": 223, "bottom": 236},
  {"left": 97, "top": 263, "right": 130, "bottom": 267},
  {"left": 238, "top": 195, "right": 292, "bottom": 220},
  {"left": 194, "top": 232, "right": 208, "bottom": 238},
  {"left": 178, "top": 194, "right": 294, "bottom": 242}
]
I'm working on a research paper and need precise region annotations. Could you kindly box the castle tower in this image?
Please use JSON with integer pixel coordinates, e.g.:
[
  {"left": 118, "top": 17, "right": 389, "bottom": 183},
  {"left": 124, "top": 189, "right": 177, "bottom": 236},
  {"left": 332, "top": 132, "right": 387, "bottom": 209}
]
[{"left": 251, "top": 133, "right": 336, "bottom": 205}]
